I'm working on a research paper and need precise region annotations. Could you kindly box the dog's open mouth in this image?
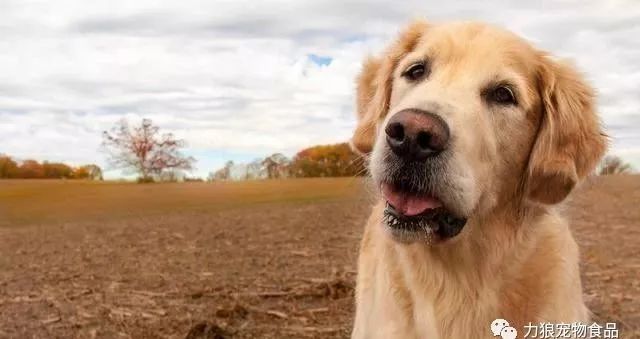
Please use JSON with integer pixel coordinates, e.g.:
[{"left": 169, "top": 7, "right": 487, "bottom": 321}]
[{"left": 381, "top": 183, "right": 467, "bottom": 240}]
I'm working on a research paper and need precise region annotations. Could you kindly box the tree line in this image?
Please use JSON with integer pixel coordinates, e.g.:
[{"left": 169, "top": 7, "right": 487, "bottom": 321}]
[
  {"left": 0, "top": 155, "right": 103, "bottom": 180},
  {"left": 209, "top": 142, "right": 367, "bottom": 181},
  {"left": 100, "top": 118, "right": 366, "bottom": 181}
]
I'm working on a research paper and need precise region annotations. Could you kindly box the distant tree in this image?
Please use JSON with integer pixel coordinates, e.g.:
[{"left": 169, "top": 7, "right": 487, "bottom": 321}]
[
  {"left": 209, "top": 160, "right": 234, "bottom": 181},
  {"left": 245, "top": 159, "right": 264, "bottom": 180},
  {"left": 0, "top": 155, "right": 103, "bottom": 180},
  {"left": 84, "top": 164, "right": 103, "bottom": 180},
  {"left": 74, "top": 164, "right": 103, "bottom": 180},
  {"left": 599, "top": 155, "right": 634, "bottom": 175},
  {"left": 207, "top": 172, "right": 216, "bottom": 182},
  {"left": 262, "top": 153, "right": 290, "bottom": 179},
  {"left": 18, "top": 160, "right": 45, "bottom": 179},
  {"left": 0, "top": 155, "right": 19, "bottom": 178},
  {"left": 156, "top": 170, "right": 184, "bottom": 182},
  {"left": 73, "top": 166, "right": 89, "bottom": 179},
  {"left": 290, "top": 143, "right": 365, "bottom": 178},
  {"left": 102, "top": 118, "right": 195, "bottom": 182},
  {"left": 222, "top": 160, "right": 234, "bottom": 180},
  {"left": 42, "top": 162, "right": 74, "bottom": 179}
]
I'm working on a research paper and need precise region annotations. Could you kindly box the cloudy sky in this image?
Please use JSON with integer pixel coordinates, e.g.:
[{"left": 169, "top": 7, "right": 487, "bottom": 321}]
[{"left": 1, "top": 0, "right": 639, "bottom": 178}]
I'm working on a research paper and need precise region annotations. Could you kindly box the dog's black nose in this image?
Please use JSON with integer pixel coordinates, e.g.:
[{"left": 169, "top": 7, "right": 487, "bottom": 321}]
[{"left": 385, "top": 109, "right": 449, "bottom": 161}]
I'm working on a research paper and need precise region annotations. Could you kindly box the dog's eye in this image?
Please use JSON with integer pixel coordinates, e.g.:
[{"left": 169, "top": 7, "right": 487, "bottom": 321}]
[
  {"left": 489, "top": 86, "right": 517, "bottom": 105},
  {"left": 402, "top": 62, "right": 427, "bottom": 81}
]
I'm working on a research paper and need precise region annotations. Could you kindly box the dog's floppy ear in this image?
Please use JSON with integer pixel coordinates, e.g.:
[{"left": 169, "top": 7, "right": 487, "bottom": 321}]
[
  {"left": 351, "top": 57, "right": 383, "bottom": 154},
  {"left": 351, "top": 21, "right": 428, "bottom": 155},
  {"left": 526, "top": 55, "right": 607, "bottom": 204}
]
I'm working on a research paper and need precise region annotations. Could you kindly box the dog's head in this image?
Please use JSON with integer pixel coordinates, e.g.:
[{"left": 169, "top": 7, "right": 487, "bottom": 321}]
[{"left": 352, "top": 21, "right": 607, "bottom": 243}]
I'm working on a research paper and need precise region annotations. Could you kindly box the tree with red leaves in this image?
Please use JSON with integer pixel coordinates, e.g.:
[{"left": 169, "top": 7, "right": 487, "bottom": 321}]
[{"left": 102, "top": 118, "right": 195, "bottom": 181}]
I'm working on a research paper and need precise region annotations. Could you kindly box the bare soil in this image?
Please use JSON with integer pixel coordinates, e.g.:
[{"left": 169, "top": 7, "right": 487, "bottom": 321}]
[{"left": 0, "top": 176, "right": 638, "bottom": 338}]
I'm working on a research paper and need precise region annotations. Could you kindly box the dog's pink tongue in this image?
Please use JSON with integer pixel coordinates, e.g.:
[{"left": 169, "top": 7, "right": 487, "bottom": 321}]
[{"left": 382, "top": 184, "right": 442, "bottom": 216}]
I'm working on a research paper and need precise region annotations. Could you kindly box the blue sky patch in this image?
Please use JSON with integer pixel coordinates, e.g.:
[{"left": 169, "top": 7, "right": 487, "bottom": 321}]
[{"left": 307, "top": 54, "right": 333, "bottom": 67}]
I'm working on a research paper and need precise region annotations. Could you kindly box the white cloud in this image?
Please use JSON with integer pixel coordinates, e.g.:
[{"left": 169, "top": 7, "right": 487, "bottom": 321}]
[{"left": 1, "top": 0, "right": 639, "bottom": 178}]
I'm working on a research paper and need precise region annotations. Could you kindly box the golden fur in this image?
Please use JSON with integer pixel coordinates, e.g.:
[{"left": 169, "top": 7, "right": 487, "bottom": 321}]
[{"left": 351, "top": 20, "right": 607, "bottom": 339}]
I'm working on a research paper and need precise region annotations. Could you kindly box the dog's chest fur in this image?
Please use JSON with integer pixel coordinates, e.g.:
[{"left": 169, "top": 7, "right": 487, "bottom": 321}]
[{"left": 351, "top": 203, "right": 588, "bottom": 339}]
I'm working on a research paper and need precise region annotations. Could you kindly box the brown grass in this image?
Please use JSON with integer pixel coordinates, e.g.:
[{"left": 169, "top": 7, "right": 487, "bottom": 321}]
[
  {"left": 0, "top": 176, "right": 638, "bottom": 338},
  {"left": 0, "top": 178, "right": 365, "bottom": 227}
]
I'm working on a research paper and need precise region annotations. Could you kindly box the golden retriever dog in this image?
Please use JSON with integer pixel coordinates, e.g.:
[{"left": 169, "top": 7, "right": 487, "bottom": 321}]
[{"left": 350, "top": 20, "right": 607, "bottom": 339}]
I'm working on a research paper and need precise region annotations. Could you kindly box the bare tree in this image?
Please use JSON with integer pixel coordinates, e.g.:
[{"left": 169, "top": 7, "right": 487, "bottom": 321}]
[
  {"left": 599, "top": 155, "right": 634, "bottom": 175},
  {"left": 84, "top": 164, "right": 104, "bottom": 181},
  {"left": 75, "top": 164, "right": 104, "bottom": 180},
  {"left": 102, "top": 118, "right": 195, "bottom": 181},
  {"left": 262, "top": 153, "right": 290, "bottom": 179},
  {"left": 245, "top": 159, "right": 263, "bottom": 180},
  {"left": 209, "top": 160, "right": 234, "bottom": 181}
]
